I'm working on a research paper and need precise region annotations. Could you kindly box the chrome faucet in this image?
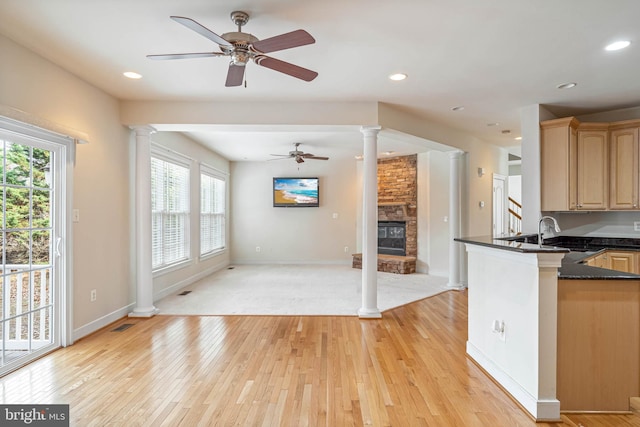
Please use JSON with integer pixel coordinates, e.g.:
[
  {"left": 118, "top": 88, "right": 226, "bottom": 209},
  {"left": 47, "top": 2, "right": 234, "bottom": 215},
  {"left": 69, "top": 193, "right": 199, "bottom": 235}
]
[{"left": 538, "top": 216, "right": 561, "bottom": 247}]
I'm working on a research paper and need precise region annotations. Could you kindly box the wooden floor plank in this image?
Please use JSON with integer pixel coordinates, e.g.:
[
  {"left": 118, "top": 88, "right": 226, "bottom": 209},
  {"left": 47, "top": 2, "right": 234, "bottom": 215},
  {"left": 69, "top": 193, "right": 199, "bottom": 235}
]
[{"left": 0, "top": 290, "right": 639, "bottom": 426}]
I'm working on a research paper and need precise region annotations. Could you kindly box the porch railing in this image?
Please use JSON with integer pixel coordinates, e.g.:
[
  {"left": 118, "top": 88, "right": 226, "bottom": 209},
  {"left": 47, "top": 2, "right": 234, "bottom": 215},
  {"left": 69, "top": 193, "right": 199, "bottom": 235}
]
[{"left": 0, "top": 265, "right": 52, "bottom": 351}]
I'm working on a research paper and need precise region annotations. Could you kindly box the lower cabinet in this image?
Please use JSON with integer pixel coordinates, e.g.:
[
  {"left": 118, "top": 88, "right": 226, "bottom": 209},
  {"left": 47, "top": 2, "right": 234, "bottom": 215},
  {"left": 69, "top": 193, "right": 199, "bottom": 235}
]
[
  {"left": 557, "top": 279, "right": 640, "bottom": 411},
  {"left": 585, "top": 250, "right": 638, "bottom": 274}
]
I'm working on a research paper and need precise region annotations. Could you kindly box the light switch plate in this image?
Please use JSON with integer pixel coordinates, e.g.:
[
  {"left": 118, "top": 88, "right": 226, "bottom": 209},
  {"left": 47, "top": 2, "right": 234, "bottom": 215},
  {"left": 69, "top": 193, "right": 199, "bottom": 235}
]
[{"left": 634, "top": 221, "right": 640, "bottom": 231}]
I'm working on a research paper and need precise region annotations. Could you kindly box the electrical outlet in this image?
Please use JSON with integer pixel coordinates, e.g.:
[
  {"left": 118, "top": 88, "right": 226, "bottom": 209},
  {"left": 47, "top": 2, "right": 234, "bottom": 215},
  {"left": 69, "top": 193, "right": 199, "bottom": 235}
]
[
  {"left": 344, "top": 246, "right": 349, "bottom": 253},
  {"left": 492, "top": 320, "right": 506, "bottom": 342},
  {"left": 90, "top": 289, "right": 97, "bottom": 302},
  {"left": 635, "top": 221, "right": 640, "bottom": 232}
]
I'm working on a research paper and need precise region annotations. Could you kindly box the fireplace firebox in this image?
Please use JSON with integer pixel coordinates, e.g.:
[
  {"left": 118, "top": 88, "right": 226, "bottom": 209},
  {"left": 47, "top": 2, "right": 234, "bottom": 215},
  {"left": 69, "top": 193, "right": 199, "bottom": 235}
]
[{"left": 378, "top": 221, "right": 406, "bottom": 256}]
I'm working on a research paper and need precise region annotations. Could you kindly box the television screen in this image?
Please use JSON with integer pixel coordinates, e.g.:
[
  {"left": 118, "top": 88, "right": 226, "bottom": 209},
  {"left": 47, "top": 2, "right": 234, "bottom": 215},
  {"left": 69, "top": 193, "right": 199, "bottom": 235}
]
[{"left": 273, "top": 177, "right": 319, "bottom": 207}]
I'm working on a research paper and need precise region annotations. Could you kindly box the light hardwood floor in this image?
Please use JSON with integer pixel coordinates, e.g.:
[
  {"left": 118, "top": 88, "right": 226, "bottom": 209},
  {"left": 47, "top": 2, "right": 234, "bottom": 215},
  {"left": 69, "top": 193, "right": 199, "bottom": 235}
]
[{"left": 1, "top": 290, "right": 639, "bottom": 426}]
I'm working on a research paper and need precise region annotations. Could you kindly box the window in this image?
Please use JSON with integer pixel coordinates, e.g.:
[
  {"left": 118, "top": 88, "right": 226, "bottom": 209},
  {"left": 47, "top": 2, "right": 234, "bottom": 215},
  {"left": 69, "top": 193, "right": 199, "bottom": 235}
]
[
  {"left": 200, "top": 169, "right": 226, "bottom": 256},
  {"left": 151, "top": 155, "right": 190, "bottom": 270}
]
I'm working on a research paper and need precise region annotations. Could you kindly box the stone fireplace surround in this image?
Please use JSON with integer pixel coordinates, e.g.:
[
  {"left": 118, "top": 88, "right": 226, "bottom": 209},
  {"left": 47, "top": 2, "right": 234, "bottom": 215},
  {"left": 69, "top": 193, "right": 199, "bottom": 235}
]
[{"left": 352, "top": 155, "right": 417, "bottom": 274}]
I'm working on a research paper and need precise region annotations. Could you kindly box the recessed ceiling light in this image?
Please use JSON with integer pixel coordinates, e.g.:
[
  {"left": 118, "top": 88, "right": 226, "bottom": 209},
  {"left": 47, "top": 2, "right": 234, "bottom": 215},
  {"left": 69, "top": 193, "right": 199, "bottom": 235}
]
[
  {"left": 354, "top": 155, "right": 364, "bottom": 160},
  {"left": 389, "top": 73, "right": 407, "bottom": 81},
  {"left": 451, "top": 106, "right": 465, "bottom": 111},
  {"left": 605, "top": 40, "right": 631, "bottom": 51},
  {"left": 557, "top": 82, "right": 577, "bottom": 89},
  {"left": 123, "top": 71, "right": 142, "bottom": 79},
  {"left": 383, "top": 151, "right": 395, "bottom": 155},
  {"left": 515, "top": 136, "right": 522, "bottom": 141},
  {"left": 487, "top": 122, "right": 499, "bottom": 127}
]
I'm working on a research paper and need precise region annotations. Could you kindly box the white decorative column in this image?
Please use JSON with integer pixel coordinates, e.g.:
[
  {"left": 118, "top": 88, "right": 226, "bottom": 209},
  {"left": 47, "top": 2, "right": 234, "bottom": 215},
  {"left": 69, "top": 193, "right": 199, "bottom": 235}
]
[
  {"left": 358, "top": 126, "right": 382, "bottom": 318},
  {"left": 129, "top": 126, "right": 159, "bottom": 317},
  {"left": 448, "top": 150, "right": 465, "bottom": 289}
]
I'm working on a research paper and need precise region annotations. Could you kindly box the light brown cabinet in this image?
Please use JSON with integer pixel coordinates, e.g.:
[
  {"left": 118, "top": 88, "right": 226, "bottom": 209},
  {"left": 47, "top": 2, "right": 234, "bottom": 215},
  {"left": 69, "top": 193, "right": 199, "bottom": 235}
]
[
  {"left": 541, "top": 117, "right": 640, "bottom": 211},
  {"left": 557, "top": 279, "right": 640, "bottom": 412},
  {"left": 585, "top": 250, "right": 638, "bottom": 274},
  {"left": 540, "top": 117, "right": 579, "bottom": 211},
  {"left": 576, "top": 125, "right": 608, "bottom": 210},
  {"left": 609, "top": 125, "right": 639, "bottom": 209}
]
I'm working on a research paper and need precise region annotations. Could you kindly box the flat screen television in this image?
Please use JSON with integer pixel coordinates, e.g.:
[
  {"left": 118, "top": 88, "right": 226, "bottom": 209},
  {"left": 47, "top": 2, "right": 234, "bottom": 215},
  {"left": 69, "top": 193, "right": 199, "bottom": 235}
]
[{"left": 273, "top": 177, "right": 319, "bottom": 207}]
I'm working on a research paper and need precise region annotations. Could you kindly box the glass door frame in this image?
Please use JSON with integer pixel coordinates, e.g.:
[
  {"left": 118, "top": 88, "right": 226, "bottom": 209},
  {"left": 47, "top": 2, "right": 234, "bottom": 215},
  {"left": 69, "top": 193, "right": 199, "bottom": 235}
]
[{"left": 0, "top": 116, "right": 74, "bottom": 376}]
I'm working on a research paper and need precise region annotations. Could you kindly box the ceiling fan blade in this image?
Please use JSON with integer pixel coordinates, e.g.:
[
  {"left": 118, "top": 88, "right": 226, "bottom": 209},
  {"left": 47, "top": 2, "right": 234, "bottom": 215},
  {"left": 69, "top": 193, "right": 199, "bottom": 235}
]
[
  {"left": 306, "top": 156, "right": 329, "bottom": 160},
  {"left": 251, "top": 29, "right": 315, "bottom": 54},
  {"left": 254, "top": 56, "right": 318, "bottom": 82},
  {"left": 225, "top": 64, "right": 245, "bottom": 87},
  {"left": 170, "top": 16, "right": 233, "bottom": 48},
  {"left": 147, "top": 52, "right": 225, "bottom": 60}
]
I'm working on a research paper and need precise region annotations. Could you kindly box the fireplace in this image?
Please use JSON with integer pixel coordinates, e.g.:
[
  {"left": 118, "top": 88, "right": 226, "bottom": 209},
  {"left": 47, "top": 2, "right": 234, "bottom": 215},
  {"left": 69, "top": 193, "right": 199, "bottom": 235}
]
[{"left": 378, "top": 221, "right": 406, "bottom": 256}]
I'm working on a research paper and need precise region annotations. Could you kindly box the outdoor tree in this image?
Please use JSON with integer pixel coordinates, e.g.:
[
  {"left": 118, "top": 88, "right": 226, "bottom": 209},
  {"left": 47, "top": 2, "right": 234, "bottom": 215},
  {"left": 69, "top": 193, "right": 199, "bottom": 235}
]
[{"left": 1, "top": 142, "right": 51, "bottom": 265}]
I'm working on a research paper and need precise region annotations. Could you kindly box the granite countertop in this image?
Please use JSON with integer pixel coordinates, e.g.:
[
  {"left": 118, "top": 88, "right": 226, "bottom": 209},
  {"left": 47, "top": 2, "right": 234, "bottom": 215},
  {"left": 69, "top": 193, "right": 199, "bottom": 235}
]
[{"left": 456, "top": 235, "right": 640, "bottom": 280}]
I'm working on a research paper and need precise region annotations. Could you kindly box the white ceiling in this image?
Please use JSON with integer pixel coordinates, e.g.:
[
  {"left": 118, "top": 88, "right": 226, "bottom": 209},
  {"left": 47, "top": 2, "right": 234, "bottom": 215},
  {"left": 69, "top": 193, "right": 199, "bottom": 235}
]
[{"left": 1, "top": 0, "right": 639, "bottom": 161}]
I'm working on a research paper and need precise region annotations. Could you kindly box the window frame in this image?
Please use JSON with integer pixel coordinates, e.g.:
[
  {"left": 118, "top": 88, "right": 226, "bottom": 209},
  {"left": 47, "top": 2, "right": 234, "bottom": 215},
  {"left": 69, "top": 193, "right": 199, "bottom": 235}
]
[
  {"left": 199, "top": 164, "right": 227, "bottom": 259},
  {"left": 150, "top": 148, "right": 191, "bottom": 274}
]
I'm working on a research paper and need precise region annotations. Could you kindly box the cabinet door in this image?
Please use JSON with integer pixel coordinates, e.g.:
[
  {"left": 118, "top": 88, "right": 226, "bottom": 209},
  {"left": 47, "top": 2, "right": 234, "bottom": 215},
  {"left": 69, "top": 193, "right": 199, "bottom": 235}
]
[
  {"left": 609, "top": 128, "right": 639, "bottom": 209},
  {"left": 540, "top": 118, "right": 579, "bottom": 211},
  {"left": 608, "top": 251, "right": 635, "bottom": 273},
  {"left": 586, "top": 252, "right": 609, "bottom": 269},
  {"left": 577, "top": 129, "right": 608, "bottom": 210}
]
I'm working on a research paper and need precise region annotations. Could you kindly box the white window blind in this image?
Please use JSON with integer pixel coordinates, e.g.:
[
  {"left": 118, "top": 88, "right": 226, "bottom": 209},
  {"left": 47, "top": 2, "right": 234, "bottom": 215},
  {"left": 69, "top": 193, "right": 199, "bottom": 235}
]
[
  {"left": 200, "top": 171, "right": 226, "bottom": 256},
  {"left": 151, "top": 156, "right": 190, "bottom": 269}
]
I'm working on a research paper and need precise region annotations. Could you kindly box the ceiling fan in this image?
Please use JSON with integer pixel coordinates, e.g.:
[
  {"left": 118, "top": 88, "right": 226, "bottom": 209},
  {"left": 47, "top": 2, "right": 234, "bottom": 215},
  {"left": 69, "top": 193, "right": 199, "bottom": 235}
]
[
  {"left": 270, "top": 143, "right": 329, "bottom": 164},
  {"left": 147, "top": 11, "right": 318, "bottom": 87}
]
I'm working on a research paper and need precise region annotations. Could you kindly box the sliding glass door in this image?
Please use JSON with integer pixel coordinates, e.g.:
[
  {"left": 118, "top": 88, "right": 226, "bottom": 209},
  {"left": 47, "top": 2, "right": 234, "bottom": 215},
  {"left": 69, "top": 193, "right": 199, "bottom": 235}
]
[{"left": 0, "top": 128, "right": 65, "bottom": 376}]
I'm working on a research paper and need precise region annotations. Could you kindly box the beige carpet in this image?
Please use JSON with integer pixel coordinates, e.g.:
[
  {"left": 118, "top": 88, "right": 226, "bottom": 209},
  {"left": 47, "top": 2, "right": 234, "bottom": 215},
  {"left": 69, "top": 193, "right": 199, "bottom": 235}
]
[{"left": 155, "top": 264, "right": 450, "bottom": 316}]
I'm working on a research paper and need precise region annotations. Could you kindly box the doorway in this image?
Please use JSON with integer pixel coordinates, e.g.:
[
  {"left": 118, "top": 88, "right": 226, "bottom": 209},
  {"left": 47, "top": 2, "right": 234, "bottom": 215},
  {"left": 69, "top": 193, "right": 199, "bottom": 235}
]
[{"left": 492, "top": 174, "right": 507, "bottom": 237}]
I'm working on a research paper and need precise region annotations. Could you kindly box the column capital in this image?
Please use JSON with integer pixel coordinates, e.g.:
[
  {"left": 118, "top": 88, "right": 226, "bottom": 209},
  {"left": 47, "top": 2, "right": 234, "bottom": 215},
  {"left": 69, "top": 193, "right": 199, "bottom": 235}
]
[
  {"left": 448, "top": 149, "right": 465, "bottom": 159},
  {"left": 360, "top": 125, "right": 382, "bottom": 136},
  {"left": 130, "top": 125, "right": 157, "bottom": 137}
]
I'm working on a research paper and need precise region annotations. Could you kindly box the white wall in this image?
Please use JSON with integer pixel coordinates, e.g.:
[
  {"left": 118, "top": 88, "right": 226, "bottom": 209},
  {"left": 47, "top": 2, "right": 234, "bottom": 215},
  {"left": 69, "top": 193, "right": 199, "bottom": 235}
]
[
  {"left": 230, "top": 157, "right": 358, "bottom": 264},
  {"left": 421, "top": 151, "right": 450, "bottom": 276},
  {"left": 148, "top": 132, "right": 231, "bottom": 300},
  {"left": 0, "top": 34, "right": 132, "bottom": 336},
  {"left": 0, "top": 34, "right": 233, "bottom": 339}
]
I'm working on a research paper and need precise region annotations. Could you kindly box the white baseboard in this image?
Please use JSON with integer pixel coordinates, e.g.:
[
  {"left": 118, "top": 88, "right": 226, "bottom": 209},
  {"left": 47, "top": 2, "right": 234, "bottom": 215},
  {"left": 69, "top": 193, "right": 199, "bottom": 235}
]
[
  {"left": 466, "top": 341, "right": 560, "bottom": 421},
  {"left": 73, "top": 303, "right": 135, "bottom": 341},
  {"left": 232, "top": 260, "right": 352, "bottom": 266}
]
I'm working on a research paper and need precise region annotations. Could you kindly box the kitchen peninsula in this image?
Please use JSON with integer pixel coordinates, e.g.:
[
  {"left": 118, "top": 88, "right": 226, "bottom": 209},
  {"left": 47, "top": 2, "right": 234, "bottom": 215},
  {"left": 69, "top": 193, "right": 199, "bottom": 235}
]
[{"left": 456, "top": 235, "right": 640, "bottom": 420}]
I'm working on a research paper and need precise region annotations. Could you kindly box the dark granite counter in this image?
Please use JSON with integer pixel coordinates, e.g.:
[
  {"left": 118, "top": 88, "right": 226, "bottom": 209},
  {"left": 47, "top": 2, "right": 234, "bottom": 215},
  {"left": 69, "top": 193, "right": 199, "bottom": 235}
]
[
  {"left": 454, "top": 235, "right": 569, "bottom": 253},
  {"left": 456, "top": 235, "right": 640, "bottom": 280}
]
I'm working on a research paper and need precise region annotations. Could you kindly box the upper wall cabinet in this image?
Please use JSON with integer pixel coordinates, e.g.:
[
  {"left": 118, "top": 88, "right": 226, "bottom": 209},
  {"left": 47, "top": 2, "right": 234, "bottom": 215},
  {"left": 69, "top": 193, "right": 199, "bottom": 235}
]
[
  {"left": 541, "top": 117, "right": 640, "bottom": 211},
  {"left": 609, "top": 122, "right": 640, "bottom": 209},
  {"left": 576, "top": 123, "right": 608, "bottom": 210},
  {"left": 540, "top": 117, "right": 579, "bottom": 211}
]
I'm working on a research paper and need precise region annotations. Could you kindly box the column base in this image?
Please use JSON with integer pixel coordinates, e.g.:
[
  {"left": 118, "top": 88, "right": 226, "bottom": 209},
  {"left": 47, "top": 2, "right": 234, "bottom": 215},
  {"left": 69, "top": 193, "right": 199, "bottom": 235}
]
[
  {"left": 357, "top": 307, "right": 382, "bottom": 319},
  {"left": 128, "top": 307, "right": 159, "bottom": 318},
  {"left": 447, "top": 282, "right": 467, "bottom": 290}
]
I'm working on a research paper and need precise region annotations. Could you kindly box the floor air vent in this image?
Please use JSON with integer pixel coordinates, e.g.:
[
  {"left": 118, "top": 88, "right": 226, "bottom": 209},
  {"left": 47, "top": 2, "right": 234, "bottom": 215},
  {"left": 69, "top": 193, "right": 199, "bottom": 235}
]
[
  {"left": 178, "top": 290, "right": 192, "bottom": 296},
  {"left": 111, "top": 323, "right": 134, "bottom": 332}
]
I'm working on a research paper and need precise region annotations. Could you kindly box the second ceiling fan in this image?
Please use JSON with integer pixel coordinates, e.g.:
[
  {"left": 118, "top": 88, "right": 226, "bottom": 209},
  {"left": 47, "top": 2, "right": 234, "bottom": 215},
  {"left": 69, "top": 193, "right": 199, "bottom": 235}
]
[
  {"left": 148, "top": 11, "right": 318, "bottom": 87},
  {"left": 270, "top": 143, "right": 329, "bottom": 164}
]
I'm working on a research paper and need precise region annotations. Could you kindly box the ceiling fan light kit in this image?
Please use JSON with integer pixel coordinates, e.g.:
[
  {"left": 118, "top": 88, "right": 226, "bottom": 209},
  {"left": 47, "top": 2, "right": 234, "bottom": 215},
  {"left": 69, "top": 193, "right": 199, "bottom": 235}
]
[{"left": 148, "top": 11, "right": 318, "bottom": 87}]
